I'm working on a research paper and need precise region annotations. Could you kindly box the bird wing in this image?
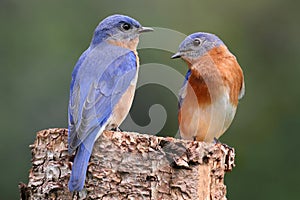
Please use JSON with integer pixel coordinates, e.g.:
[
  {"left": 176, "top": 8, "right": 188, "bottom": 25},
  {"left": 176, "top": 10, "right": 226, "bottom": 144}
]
[
  {"left": 178, "top": 69, "right": 191, "bottom": 109},
  {"left": 238, "top": 80, "right": 245, "bottom": 100},
  {"left": 68, "top": 43, "right": 137, "bottom": 153}
]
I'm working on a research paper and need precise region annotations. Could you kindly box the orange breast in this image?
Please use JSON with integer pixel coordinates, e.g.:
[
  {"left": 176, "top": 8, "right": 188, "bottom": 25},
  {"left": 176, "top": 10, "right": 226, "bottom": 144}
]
[
  {"left": 107, "top": 37, "right": 140, "bottom": 51},
  {"left": 188, "top": 45, "right": 244, "bottom": 107},
  {"left": 178, "top": 45, "right": 244, "bottom": 141},
  {"left": 187, "top": 72, "right": 211, "bottom": 107},
  {"left": 208, "top": 46, "right": 244, "bottom": 106}
]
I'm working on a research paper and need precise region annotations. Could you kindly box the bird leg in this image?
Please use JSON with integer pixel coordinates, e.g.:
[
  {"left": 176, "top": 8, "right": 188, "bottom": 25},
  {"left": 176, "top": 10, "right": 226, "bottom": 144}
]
[
  {"left": 110, "top": 126, "right": 123, "bottom": 132},
  {"left": 213, "top": 137, "right": 221, "bottom": 144},
  {"left": 193, "top": 136, "right": 197, "bottom": 141}
]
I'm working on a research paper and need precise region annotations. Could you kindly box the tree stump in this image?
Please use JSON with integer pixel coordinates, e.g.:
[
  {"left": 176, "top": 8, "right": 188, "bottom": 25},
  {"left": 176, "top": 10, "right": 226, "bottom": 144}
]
[{"left": 19, "top": 128, "right": 235, "bottom": 200}]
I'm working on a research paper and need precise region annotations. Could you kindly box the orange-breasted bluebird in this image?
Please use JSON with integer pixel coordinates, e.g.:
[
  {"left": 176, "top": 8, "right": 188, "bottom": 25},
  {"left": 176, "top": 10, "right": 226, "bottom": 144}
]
[
  {"left": 172, "top": 32, "right": 245, "bottom": 142},
  {"left": 68, "top": 14, "right": 153, "bottom": 191}
]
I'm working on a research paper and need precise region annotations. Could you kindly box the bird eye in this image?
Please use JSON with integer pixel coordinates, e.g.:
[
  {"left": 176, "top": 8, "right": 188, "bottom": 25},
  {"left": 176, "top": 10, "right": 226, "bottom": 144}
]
[
  {"left": 193, "top": 39, "right": 201, "bottom": 46},
  {"left": 121, "top": 23, "right": 131, "bottom": 31}
]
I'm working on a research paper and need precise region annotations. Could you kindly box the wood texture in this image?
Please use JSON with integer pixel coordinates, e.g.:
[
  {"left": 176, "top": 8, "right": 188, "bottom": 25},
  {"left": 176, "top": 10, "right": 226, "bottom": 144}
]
[{"left": 19, "top": 128, "right": 235, "bottom": 200}]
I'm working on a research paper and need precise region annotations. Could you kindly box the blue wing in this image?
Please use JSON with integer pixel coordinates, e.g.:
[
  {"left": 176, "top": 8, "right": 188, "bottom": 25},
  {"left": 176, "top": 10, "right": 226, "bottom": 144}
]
[
  {"left": 68, "top": 43, "right": 137, "bottom": 191},
  {"left": 178, "top": 69, "right": 191, "bottom": 109},
  {"left": 68, "top": 43, "right": 137, "bottom": 153}
]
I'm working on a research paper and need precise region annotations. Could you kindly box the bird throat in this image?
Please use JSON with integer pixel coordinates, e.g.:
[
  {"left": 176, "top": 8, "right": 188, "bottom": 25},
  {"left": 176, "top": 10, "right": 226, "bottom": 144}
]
[
  {"left": 186, "top": 49, "right": 229, "bottom": 108},
  {"left": 107, "top": 37, "right": 139, "bottom": 51}
]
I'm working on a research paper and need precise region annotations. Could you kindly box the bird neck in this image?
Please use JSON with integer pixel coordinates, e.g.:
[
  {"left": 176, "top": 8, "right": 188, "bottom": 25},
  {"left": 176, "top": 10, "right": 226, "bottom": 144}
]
[
  {"left": 188, "top": 45, "right": 233, "bottom": 73},
  {"left": 188, "top": 45, "right": 243, "bottom": 106},
  {"left": 106, "top": 37, "right": 139, "bottom": 52}
]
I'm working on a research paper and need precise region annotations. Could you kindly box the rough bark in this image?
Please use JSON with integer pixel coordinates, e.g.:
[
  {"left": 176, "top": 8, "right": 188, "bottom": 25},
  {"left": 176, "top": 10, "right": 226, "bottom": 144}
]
[{"left": 19, "top": 128, "right": 235, "bottom": 200}]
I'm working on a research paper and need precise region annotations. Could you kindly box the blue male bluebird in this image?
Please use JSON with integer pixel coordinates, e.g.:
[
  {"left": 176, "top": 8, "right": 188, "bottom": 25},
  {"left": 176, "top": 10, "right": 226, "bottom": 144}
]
[
  {"left": 172, "top": 32, "right": 245, "bottom": 142},
  {"left": 68, "top": 14, "right": 153, "bottom": 192}
]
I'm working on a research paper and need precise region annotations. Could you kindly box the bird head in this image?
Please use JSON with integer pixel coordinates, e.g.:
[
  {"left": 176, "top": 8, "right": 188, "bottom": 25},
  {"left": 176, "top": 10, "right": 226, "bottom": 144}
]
[
  {"left": 171, "top": 32, "right": 224, "bottom": 63},
  {"left": 91, "top": 14, "right": 153, "bottom": 49}
]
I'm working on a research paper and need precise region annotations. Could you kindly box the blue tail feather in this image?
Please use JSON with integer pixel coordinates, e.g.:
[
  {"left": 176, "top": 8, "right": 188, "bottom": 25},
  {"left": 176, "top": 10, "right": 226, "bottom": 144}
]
[{"left": 68, "top": 143, "right": 92, "bottom": 192}]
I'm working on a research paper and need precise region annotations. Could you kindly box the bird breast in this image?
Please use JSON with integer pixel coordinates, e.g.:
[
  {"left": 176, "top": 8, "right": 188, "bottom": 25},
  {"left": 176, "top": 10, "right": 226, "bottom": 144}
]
[{"left": 108, "top": 55, "right": 139, "bottom": 128}]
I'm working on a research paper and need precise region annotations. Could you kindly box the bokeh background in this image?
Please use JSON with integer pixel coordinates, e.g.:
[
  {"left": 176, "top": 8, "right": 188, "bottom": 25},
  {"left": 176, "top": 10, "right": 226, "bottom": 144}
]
[{"left": 1, "top": 0, "right": 299, "bottom": 199}]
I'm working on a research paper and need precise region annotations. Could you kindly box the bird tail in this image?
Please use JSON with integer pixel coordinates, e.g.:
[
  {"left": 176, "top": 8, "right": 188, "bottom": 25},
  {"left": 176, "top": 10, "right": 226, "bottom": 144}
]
[{"left": 68, "top": 142, "right": 93, "bottom": 192}]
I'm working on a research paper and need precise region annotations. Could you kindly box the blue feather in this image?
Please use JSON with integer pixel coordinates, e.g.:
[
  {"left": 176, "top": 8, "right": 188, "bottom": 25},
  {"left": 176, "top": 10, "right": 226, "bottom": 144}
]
[
  {"left": 68, "top": 128, "right": 99, "bottom": 192},
  {"left": 178, "top": 69, "right": 191, "bottom": 109},
  {"left": 91, "top": 15, "right": 141, "bottom": 46},
  {"left": 68, "top": 41, "right": 137, "bottom": 191},
  {"left": 188, "top": 32, "right": 224, "bottom": 46},
  {"left": 67, "top": 14, "right": 149, "bottom": 192}
]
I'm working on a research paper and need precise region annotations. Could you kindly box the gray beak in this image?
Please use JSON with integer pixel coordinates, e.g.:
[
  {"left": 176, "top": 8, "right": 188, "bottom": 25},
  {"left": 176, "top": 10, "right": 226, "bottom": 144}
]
[
  {"left": 171, "top": 52, "right": 182, "bottom": 59},
  {"left": 139, "top": 27, "right": 154, "bottom": 33}
]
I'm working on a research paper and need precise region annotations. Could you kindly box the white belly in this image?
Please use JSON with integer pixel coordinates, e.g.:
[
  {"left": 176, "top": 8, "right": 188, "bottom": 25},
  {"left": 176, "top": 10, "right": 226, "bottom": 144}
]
[
  {"left": 179, "top": 90, "right": 236, "bottom": 142},
  {"left": 94, "top": 79, "right": 137, "bottom": 141},
  {"left": 109, "top": 84, "right": 136, "bottom": 128},
  {"left": 108, "top": 70, "right": 138, "bottom": 129}
]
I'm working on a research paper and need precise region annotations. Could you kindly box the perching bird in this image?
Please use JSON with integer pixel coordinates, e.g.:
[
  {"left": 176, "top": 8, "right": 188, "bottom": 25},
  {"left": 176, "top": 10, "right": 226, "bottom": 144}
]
[
  {"left": 172, "top": 32, "right": 245, "bottom": 142},
  {"left": 68, "top": 14, "right": 153, "bottom": 192}
]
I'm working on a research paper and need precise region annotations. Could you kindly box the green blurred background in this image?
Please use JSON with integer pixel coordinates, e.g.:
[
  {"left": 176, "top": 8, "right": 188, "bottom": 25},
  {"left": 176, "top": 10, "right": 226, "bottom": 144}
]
[{"left": 1, "top": 0, "right": 299, "bottom": 199}]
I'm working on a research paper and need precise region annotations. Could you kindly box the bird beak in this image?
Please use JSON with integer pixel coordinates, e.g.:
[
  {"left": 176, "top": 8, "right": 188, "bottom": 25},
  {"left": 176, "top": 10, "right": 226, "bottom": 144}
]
[
  {"left": 171, "top": 52, "right": 182, "bottom": 59},
  {"left": 139, "top": 27, "right": 154, "bottom": 33}
]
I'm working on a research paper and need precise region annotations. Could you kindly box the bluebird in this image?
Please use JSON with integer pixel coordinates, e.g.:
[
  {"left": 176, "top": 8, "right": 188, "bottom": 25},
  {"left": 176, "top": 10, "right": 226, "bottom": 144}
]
[
  {"left": 172, "top": 32, "right": 245, "bottom": 142},
  {"left": 68, "top": 14, "right": 153, "bottom": 192}
]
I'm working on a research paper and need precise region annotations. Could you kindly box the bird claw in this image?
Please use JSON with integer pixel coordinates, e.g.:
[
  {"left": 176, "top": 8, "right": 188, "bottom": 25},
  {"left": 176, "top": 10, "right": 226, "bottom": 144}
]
[
  {"left": 110, "top": 127, "right": 123, "bottom": 132},
  {"left": 213, "top": 137, "right": 221, "bottom": 144}
]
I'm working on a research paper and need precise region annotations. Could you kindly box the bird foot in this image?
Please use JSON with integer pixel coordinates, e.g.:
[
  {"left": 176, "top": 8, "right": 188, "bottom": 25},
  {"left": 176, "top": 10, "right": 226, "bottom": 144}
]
[
  {"left": 213, "top": 137, "right": 221, "bottom": 144},
  {"left": 111, "top": 127, "right": 123, "bottom": 132}
]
